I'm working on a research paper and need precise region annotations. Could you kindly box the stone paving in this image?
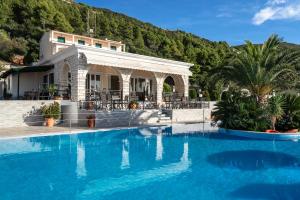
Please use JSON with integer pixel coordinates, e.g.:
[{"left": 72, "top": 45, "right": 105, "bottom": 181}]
[
  {"left": 0, "top": 126, "right": 112, "bottom": 139},
  {"left": 0, "top": 122, "right": 217, "bottom": 139}
]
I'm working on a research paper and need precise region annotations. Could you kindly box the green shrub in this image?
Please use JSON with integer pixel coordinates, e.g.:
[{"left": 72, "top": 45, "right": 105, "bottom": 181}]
[
  {"left": 163, "top": 83, "right": 172, "bottom": 93},
  {"left": 41, "top": 102, "right": 61, "bottom": 119},
  {"left": 212, "top": 91, "right": 270, "bottom": 131},
  {"left": 267, "top": 95, "right": 286, "bottom": 130},
  {"left": 189, "top": 89, "right": 197, "bottom": 100},
  {"left": 276, "top": 94, "right": 300, "bottom": 131}
]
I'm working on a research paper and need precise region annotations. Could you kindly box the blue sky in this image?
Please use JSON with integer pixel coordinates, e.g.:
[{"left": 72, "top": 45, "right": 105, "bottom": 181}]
[{"left": 77, "top": 0, "right": 300, "bottom": 45}]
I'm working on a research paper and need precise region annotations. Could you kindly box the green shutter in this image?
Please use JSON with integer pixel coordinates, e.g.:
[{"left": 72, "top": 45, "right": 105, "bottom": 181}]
[
  {"left": 57, "top": 37, "right": 65, "bottom": 43},
  {"left": 78, "top": 40, "right": 85, "bottom": 45},
  {"left": 95, "top": 43, "right": 102, "bottom": 48},
  {"left": 111, "top": 46, "right": 117, "bottom": 51}
]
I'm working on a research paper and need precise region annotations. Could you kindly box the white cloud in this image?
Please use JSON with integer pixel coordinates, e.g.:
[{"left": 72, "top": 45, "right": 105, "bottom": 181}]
[
  {"left": 252, "top": 0, "right": 300, "bottom": 25},
  {"left": 267, "top": 0, "right": 287, "bottom": 5}
]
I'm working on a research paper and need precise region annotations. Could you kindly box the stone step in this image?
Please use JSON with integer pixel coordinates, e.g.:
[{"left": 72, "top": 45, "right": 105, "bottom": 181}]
[
  {"left": 158, "top": 119, "right": 172, "bottom": 124},
  {"left": 159, "top": 116, "right": 170, "bottom": 120}
]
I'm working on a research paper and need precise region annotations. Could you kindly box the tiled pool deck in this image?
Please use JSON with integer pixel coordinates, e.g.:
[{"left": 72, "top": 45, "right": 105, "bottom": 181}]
[
  {"left": 0, "top": 126, "right": 101, "bottom": 139},
  {"left": 0, "top": 122, "right": 218, "bottom": 139}
]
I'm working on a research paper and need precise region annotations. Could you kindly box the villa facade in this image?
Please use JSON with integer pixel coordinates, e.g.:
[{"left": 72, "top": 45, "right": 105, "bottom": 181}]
[{"left": 2, "top": 30, "right": 193, "bottom": 104}]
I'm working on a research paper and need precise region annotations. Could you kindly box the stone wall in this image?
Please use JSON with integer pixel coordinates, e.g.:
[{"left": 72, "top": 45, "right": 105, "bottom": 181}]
[
  {"left": 0, "top": 100, "right": 62, "bottom": 128},
  {"left": 77, "top": 109, "right": 159, "bottom": 128},
  {"left": 171, "top": 101, "right": 216, "bottom": 123}
]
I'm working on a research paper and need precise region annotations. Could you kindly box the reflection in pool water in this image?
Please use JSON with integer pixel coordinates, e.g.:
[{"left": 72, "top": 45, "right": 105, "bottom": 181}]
[
  {"left": 76, "top": 140, "right": 86, "bottom": 178},
  {"left": 121, "top": 139, "right": 130, "bottom": 170},
  {"left": 0, "top": 125, "right": 300, "bottom": 200},
  {"left": 207, "top": 150, "right": 300, "bottom": 171}
]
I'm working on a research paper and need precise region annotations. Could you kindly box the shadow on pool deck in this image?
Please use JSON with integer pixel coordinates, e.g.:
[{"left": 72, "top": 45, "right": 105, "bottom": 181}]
[
  {"left": 206, "top": 150, "right": 300, "bottom": 171},
  {"left": 229, "top": 183, "right": 300, "bottom": 199}
]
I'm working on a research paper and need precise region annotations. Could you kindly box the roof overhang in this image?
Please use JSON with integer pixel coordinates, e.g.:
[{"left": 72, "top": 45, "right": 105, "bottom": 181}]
[
  {"left": 0, "top": 65, "right": 54, "bottom": 78},
  {"left": 37, "top": 45, "right": 193, "bottom": 76}
]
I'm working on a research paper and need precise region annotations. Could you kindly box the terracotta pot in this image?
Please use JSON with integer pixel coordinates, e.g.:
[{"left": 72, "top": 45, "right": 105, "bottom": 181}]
[
  {"left": 286, "top": 129, "right": 298, "bottom": 133},
  {"left": 87, "top": 118, "right": 95, "bottom": 128},
  {"left": 45, "top": 118, "right": 55, "bottom": 127},
  {"left": 265, "top": 129, "right": 278, "bottom": 133},
  {"left": 54, "top": 96, "right": 62, "bottom": 100},
  {"left": 129, "top": 103, "right": 137, "bottom": 109}
]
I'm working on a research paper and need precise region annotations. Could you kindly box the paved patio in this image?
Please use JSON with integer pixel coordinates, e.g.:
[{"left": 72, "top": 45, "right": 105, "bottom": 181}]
[
  {"left": 0, "top": 126, "right": 108, "bottom": 139},
  {"left": 0, "top": 122, "right": 217, "bottom": 140}
]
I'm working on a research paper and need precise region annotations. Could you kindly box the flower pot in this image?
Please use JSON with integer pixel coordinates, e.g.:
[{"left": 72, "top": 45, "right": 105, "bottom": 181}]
[
  {"left": 131, "top": 104, "right": 137, "bottom": 109},
  {"left": 265, "top": 129, "right": 278, "bottom": 133},
  {"left": 45, "top": 118, "right": 55, "bottom": 127},
  {"left": 54, "top": 96, "right": 62, "bottom": 100},
  {"left": 87, "top": 118, "right": 95, "bottom": 128},
  {"left": 286, "top": 129, "right": 298, "bottom": 133},
  {"left": 129, "top": 103, "right": 138, "bottom": 110}
]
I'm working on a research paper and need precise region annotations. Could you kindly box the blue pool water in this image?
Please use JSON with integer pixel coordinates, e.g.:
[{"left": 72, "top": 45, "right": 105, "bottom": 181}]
[{"left": 1, "top": 124, "right": 300, "bottom": 200}]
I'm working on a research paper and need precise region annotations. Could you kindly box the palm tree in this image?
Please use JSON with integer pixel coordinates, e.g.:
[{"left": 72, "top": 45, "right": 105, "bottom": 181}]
[
  {"left": 267, "top": 95, "right": 286, "bottom": 130},
  {"left": 220, "top": 35, "right": 299, "bottom": 104}
]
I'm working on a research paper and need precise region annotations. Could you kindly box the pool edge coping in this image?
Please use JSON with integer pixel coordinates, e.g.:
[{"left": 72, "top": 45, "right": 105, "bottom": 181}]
[{"left": 0, "top": 124, "right": 172, "bottom": 140}]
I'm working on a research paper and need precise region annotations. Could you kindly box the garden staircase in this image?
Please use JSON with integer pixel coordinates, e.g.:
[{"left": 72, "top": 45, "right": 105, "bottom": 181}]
[{"left": 157, "top": 109, "right": 172, "bottom": 124}]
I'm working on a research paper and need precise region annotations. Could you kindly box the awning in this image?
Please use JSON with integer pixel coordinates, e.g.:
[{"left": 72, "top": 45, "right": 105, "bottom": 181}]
[{"left": 0, "top": 65, "right": 54, "bottom": 78}]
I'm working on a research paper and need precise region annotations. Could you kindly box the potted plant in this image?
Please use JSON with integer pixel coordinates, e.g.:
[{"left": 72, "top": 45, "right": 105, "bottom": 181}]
[
  {"left": 48, "top": 84, "right": 58, "bottom": 99},
  {"left": 54, "top": 94, "right": 62, "bottom": 100},
  {"left": 87, "top": 115, "right": 96, "bottom": 128},
  {"left": 128, "top": 100, "right": 139, "bottom": 109},
  {"left": 41, "top": 102, "right": 61, "bottom": 127}
]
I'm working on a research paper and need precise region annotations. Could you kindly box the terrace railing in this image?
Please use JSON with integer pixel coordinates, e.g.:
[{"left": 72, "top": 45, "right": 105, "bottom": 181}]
[{"left": 78, "top": 99, "right": 209, "bottom": 111}]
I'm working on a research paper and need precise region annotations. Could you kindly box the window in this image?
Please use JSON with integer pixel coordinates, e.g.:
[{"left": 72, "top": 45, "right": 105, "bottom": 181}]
[
  {"left": 130, "top": 78, "right": 146, "bottom": 92},
  {"left": 85, "top": 74, "right": 90, "bottom": 90},
  {"left": 86, "top": 74, "right": 101, "bottom": 92},
  {"left": 7, "top": 77, "right": 10, "bottom": 91},
  {"left": 95, "top": 43, "right": 102, "bottom": 48},
  {"left": 68, "top": 72, "right": 71, "bottom": 85},
  {"left": 43, "top": 75, "right": 48, "bottom": 89},
  {"left": 57, "top": 36, "right": 65, "bottom": 43},
  {"left": 110, "top": 76, "right": 120, "bottom": 90},
  {"left": 110, "top": 45, "right": 117, "bottom": 51},
  {"left": 78, "top": 40, "right": 85, "bottom": 45},
  {"left": 49, "top": 73, "right": 54, "bottom": 85}
]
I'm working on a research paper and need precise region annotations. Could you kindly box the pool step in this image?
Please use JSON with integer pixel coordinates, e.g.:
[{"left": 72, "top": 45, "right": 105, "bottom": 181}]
[{"left": 157, "top": 111, "right": 172, "bottom": 123}]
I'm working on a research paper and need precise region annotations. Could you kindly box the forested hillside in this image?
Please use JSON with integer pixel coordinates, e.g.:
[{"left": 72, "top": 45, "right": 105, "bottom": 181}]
[{"left": 0, "top": 0, "right": 298, "bottom": 100}]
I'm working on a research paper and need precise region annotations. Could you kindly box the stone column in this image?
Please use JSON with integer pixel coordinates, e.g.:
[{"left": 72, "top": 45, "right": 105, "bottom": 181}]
[
  {"left": 182, "top": 75, "right": 189, "bottom": 99},
  {"left": 54, "top": 62, "right": 63, "bottom": 85},
  {"left": 154, "top": 72, "right": 167, "bottom": 105},
  {"left": 117, "top": 69, "right": 132, "bottom": 100},
  {"left": 66, "top": 53, "right": 89, "bottom": 101}
]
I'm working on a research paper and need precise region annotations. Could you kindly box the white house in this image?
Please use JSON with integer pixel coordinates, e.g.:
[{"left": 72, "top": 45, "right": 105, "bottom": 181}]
[{"left": 1, "top": 30, "right": 193, "bottom": 104}]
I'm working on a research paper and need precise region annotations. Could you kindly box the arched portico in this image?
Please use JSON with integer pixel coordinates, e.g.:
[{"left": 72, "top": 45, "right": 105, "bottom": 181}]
[
  {"left": 154, "top": 73, "right": 189, "bottom": 105},
  {"left": 128, "top": 70, "right": 157, "bottom": 101}
]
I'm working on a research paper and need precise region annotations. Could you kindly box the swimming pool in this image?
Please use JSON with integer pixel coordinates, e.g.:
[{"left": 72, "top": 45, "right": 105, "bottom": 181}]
[{"left": 1, "top": 124, "right": 300, "bottom": 200}]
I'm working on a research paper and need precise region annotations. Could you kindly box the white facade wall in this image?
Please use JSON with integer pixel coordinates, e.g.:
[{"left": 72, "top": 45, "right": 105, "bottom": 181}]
[
  {"left": 39, "top": 30, "right": 125, "bottom": 63},
  {"left": 7, "top": 72, "right": 48, "bottom": 98},
  {"left": 37, "top": 31, "right": 193, "bottom": 102}
]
